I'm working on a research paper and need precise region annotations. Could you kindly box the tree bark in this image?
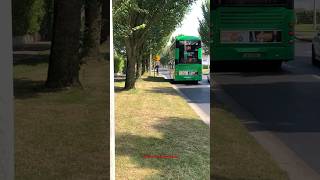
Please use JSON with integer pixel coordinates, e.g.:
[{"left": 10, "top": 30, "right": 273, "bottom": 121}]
[
  {"left": 141, "top": 58, "right": 146, "bottom": 75},
  {"left": 100, "top": 0, "right": 109, "bottom": 43},
  {"left": 83, "top": 0, "right": 102, "bottom": 59},
  {"left": 46, "top": 0, "right": 82, "bottom": 88},
  {"left": 136, "top": 57, "right": 142, "bottom": 79},
  {"left": 124, "top": 38, "right": 137, "bottom": 90}
]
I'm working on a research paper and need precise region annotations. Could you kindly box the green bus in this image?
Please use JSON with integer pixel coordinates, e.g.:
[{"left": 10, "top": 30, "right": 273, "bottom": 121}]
[
  {"left": 211, "top": 0, "right": 295, "bottom": 68},
  {"left": 168, "top": 35, "right": 202, "bottom": 82}
]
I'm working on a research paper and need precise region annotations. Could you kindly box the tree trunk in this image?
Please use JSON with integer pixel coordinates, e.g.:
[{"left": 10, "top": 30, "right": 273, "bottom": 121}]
[
  {"left": 83, "top": 0, "right": 102, "bottom": 59},
  {"left": 100, "top": 0, "right": 109, "bottom": 44},
  {"left": 142, "top": 59, "right": 146, "bottom": 75},
  {"left": 46, "top": 0, "right": 82, "bottom": 88},
  {"left": 146, "top": 56, "right": 150, "bottom": 72},
  {"left": 124, "top": 39, "right": 137, "bottom": 90},
  {"left": 141, "top": 54, "right": 148, "bottom": 74},
  {"left": 136, "top": 57, "right": 142, "bottom": 79}
]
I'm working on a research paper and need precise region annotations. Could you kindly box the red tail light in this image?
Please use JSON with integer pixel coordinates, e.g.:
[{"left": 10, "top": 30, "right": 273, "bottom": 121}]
[{"left": 288, "top": 31, "right": 294, "bottom": 36}]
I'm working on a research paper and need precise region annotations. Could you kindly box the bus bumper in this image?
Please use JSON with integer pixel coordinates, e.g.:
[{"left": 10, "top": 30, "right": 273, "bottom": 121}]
[{"left": 212, "top": 46, "right": 294, "bottom": 62}]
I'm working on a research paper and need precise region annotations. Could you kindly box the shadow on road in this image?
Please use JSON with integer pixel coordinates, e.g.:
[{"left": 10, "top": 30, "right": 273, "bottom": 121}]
[{"left": 216, "top": 80, "right": 320, "bottom": 133}]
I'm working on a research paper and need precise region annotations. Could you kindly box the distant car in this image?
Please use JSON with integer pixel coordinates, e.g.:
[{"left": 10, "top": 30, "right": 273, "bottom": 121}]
[{"left": 312, "top": 32, "right": 320, "bottom": 65}]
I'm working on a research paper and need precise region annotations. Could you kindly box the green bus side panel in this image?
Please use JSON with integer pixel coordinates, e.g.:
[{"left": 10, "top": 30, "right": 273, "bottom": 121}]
[
  {"left": 175, "top": 48, "right": 179, "bottom": 60},
  {"left": 174, "top": 64, "right": 202, "bottom": 81},
  {"left": 198, "top": 48, "right": 202, "bottom": 60},
  {"left": 176, "top": 35, "right": 201, "bottom": 41},
  {"left": 211, "top": 7, "right": 295, "bottom": 62}
]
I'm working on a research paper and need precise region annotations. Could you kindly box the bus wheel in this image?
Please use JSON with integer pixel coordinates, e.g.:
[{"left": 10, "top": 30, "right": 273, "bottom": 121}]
[{"left": 274, "top": 61, "right": 282, "bottom": 71}]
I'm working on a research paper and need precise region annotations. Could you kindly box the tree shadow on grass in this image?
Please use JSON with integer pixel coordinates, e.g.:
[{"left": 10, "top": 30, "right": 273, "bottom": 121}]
[
  {"left": 114, "top": 78, "right": 125, "bottom": 82},
  {"left": 114, "top": 86, "right": 124, "bottom": 92},
  {"left": 116, "top": 117, "right": 210, "bottom": 179},
  {"left": 13, "top": 54, "right": 49, "bottom": 66},
  {"left": 14, "top": 78, "right": 63, "bottom": 99},
  {"left": 143, "top": 76, "right": 169, "bottom": 82},
  {"left": 13, "top": 42, "right": 51, "bottom": 51},
  {"left": 144, "top": 87, "right": 180, "bottom": 96}
]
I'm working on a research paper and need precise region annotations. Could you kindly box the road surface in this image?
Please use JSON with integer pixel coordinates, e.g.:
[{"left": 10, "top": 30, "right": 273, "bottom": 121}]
[
  {"left": 159, "top": 68, "right": 210, "bottom": 125},
  {"left": 213, "top": 41, "right": 320, "bottom": 176}
]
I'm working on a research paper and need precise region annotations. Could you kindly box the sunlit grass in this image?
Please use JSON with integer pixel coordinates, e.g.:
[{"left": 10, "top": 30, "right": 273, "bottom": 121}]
[{"left": 115, "top": 75, "right": 210, "bottom": 179}]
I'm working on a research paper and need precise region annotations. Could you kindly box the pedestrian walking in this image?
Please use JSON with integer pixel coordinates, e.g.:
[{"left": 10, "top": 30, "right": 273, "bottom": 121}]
[{"left": 155, "top": 64, "right": 159, "bottom": 75}]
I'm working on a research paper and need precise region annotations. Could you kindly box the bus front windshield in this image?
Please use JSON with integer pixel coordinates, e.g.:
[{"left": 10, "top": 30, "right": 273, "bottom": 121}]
[{"left": 177, "top": 40, "right": 201, "bottom": 64}]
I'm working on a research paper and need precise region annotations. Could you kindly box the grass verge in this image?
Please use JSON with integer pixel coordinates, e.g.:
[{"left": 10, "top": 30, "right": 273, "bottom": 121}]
[
  {"left": 211, "top": 101, "right": 289, "bottom": 180},
  {"left": 115, "top": 76, "right": 210, "bottom": 179},
  {"left": 15, "top": 54, "right": 109, "bottom": 179},
  {"left": 295, "top": 24, "right": 317, "bottom": 41},
  {"left": 203, "top": 68, "right": 210, "bottom": 75}
]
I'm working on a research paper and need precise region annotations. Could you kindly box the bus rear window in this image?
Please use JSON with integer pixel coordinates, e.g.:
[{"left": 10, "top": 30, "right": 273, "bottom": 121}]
[{"left": 176, "top": 41, "right": 201, "bottom": 64}]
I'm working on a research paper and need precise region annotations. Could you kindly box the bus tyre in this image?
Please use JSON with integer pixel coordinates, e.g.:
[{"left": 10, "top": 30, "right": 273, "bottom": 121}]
[
  {"left": 312, "top": 45, "right": 317, "bottom": 66},
  {"left": 190, "top": 81, "right": 198, "bottom": 85},
  {"left": 272, "top": 61, "right": 282, "bottom": 71}
]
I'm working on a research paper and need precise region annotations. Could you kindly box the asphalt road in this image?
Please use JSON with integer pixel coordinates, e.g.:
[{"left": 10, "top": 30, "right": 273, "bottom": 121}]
[
  {"left": 213, "top": 41, "right": 320, "bottom": 174},
  {"left": 159, "top": 68, "right": 210, "bottom": 125}
]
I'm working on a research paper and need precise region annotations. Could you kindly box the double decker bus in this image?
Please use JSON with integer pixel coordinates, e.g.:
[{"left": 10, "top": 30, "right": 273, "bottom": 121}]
[
  {"left": 168, "top": 35, "right": 202, "bottom": 82},
  {"left": 211, "top": 0, "right": 295, "bottom": 69}
]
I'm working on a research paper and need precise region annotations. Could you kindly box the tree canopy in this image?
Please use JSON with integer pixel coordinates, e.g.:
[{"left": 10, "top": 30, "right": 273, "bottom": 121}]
[
  {"left": 198, "top": 0, "right": 210, "bottom": 54},
  {"left": 12, "top": 0, "right": 46, "bottom": 36},
  {"left": 113, "top": 0, "right": 193, "bottom": 89}
]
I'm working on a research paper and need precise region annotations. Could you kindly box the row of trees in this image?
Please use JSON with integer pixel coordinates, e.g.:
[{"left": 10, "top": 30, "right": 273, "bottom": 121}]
[
  {"left": 12, "top": 0, "right": 48, "bottom": 37},
  {"left": 113, "top": 0, "right": 193, "bottom": 90},
  {"left": 46, "top": 0, "right": 109, "bottom": 88},
  {"left": 198, "top": 0, "right": 209, "bottom": 54},
  {"left": 12, "top": 0, "right": 109, "bottom": 88},
  {"left": 160, "top": 0, "right": 210, "bottom": 71}
]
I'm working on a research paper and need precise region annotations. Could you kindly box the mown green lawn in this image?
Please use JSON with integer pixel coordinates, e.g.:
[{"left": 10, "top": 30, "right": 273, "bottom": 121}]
[
  {"left": 15, "top": 52, "right": 110, "bottom": 180},
  {"left": 115, "top": 76, "right": 210, "bottom": 179},
  {"left": 295, "top": 24, "right": 317, "bottom": 40}
]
